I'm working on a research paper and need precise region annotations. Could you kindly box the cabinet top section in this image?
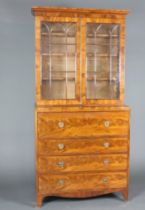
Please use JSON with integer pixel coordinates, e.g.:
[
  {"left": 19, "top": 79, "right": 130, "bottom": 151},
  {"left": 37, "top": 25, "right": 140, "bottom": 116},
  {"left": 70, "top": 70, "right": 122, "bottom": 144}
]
[{"left": 32, "top": 7, "right": 128, "bottom": 17}]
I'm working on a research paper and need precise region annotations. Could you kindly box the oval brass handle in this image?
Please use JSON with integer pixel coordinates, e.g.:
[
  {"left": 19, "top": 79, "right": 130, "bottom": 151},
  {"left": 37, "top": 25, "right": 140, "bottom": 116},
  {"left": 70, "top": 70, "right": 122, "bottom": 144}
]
[
  {"left": 103, "top": 159, "right": 110, "bottom": 165},
  {"left": 58, "top": 121, "right": 64, "bottom": 128},
  {"left": 104, "top": 120, "right": 110, "bottom": 128},
  {"left": 102, "top": 177, "right": 109, "bottom": 184},
  {"left": 103, "top": 142, "right": 110, "bottom": 148},
  {"left": 56, "top": 161, "right": 65, "bottom": 168},
  {"left": 57, "top": 179, "right": 64, "bottom": 186},
  {"left": 57, "top": 143, "right": 65, "bottom": 150}
]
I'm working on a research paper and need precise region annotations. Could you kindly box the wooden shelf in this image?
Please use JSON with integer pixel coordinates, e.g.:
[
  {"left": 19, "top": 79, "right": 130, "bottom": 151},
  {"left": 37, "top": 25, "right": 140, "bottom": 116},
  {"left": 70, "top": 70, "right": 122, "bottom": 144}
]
[
  {"left": 87, "top": 53, "right": 118, "bottom": 57},
  {"left": 41, "top": 53, "right": 76, "bottom": 57},
  {"left": 42, "top": 43, "right": 76, "bottom": 46},
  {"left": 87, "top": 33, "right": 119, "bottom": 38},
  {"left": 42, "top": 78, "right": 75, "bottom": 81},
  {"left": 87, "top": 77, "right": 117, "bottom": 81},
  {"left": 87, "top": 43, "right": 118, "bottom": 46},
  {"left": 47, "top": 70, "right": 76, "bottom": 73},
  {"left": 87, "top": 79, "right": 117, "bottom": 82},
  {"left": 42, "top": 77, "right": 117, "bottom": 82},
  {"left": 41, "top": 32, "right": 76, "bottom": 38},
  {"left": 87, "top": 70, "right": 117, "bottom": 73}
]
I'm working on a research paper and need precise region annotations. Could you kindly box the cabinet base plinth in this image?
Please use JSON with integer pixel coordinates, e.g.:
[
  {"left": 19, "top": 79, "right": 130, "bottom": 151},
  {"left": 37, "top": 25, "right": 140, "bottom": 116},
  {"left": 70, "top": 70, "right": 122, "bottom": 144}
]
[{"left": 36, "top": 189, "right": 129, "bottom": 207}]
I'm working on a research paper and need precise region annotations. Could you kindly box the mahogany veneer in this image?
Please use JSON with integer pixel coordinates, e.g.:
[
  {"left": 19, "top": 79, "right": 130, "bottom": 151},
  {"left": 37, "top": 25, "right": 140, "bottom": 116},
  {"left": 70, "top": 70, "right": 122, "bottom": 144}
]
[{"left": 32, "top": 7, "right": 130, "bottom": 207}]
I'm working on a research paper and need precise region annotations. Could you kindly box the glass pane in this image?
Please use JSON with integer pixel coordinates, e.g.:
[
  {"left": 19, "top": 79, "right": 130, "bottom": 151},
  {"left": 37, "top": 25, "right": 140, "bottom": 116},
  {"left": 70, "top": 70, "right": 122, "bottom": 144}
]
[
  {"left": 86, "top": 23, "right": 120, "bottom": 99},
  {"left": 41, "top": 22, "right": 77, "bottom": 99}
]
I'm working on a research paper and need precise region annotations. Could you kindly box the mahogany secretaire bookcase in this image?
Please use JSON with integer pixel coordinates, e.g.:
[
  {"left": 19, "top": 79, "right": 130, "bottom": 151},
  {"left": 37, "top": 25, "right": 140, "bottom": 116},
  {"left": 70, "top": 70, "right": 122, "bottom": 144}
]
[{"left": 32, "top": 7, "right": 130, "bottom": 207}]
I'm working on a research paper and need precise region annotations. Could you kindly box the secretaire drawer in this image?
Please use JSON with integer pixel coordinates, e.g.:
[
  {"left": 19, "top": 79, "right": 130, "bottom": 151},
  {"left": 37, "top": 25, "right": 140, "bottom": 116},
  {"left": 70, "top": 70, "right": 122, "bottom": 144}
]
[
  {"left": 37, "top": 112, "right": 129, "bottom": 138},
  {"left": 38, "top": 172, "right": 127, "bottom": 193},
  {"left": 38, "top": 137, "right": 128, "bottom": 155},
  {"left": 38, "top": 154, "right": 128, "bottom": 173}
]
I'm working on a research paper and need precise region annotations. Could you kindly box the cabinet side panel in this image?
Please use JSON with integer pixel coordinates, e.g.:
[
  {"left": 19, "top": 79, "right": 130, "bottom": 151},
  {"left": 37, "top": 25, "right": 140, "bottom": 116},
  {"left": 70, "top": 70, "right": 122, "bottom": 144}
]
[{"left": 35, "top": 17, "right": 41, "bottom": 103}]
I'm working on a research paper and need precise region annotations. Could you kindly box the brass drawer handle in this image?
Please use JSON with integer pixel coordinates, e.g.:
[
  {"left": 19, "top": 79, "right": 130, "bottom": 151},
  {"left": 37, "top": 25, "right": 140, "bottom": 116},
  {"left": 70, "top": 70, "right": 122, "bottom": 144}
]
[
  {"left": 104, "top": 120, "right": 110, "bottom": 128},
  {"left": 57, "top": 143, "right": 65, "bottom": 150},
  {"left": 103, "top": 159, "right": 110, "bottom": 166},
  {"left": 57, "top": 179, "right": 65, "bottom": 186},
  {"left": 102, "top": 177, "right": 109, "bottom": 184},
  {"left": 58, "top": 121, "right": 64, "bottom": 128},
  {"left": 103, "top": 142, "right": 110, "bottom": 148},
  {"left": 56, "top": 161, "right": 65, "bottom": 168}
]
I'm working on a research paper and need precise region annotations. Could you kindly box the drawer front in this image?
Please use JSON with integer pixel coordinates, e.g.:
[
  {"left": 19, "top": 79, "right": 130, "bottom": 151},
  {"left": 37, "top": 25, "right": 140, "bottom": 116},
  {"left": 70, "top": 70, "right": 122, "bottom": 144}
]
[
  {"left": 38, "top": 154, "right": 128, "bottom": 173},
  {"left": 37, "top": 112, "right": 129, "bottom": 138},
  {"left": 38, "top": 137, "right": 128, "bottom": 155},
  {"left": 38, "top": 172, "right": 127, "bottom": 193}
]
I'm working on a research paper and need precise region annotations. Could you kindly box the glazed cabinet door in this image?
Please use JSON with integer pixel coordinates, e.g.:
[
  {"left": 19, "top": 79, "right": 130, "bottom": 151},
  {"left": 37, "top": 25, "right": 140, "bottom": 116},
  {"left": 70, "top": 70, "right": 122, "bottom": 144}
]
[
  {"left": 81, "top": 18, "right": 125, "bottom": 105},
  {"left": 35, "top": 17, "right": 81, "bottom": 105}
]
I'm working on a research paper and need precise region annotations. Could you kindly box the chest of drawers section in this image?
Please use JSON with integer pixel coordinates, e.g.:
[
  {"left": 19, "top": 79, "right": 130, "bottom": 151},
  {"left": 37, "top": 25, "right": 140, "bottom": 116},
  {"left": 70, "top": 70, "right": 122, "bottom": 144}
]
[{"left": 36, "top": 110, "right": 130, "bottom": 206}]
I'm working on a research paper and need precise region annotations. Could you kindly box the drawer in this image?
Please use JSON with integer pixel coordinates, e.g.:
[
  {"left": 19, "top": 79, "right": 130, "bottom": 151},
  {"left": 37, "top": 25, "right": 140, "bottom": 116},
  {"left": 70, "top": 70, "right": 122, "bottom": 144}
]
[
  {"left": 38, "top": 137, "right": 128, "bottom": 155},
  {"left": 37, "top": 112, "right": 129, "bottom": 138},
  {"left": 38, "top": 154, "right": 128, "bottom": 173},
  {"left": 38, "top": 172, "right": 127, "bottom": 193}
]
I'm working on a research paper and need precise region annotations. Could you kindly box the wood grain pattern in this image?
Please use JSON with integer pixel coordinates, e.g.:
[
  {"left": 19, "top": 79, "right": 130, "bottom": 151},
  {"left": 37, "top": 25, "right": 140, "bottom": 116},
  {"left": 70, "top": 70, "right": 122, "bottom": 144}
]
[
  {"left": 32, "top": 7, "right": 130, "bottom": 207},
  {"left": 36, "top": 187, "right": 129, "bottom": 207},
  {"left": 38, "top": 137, "right": 129, "bottom": 155},
  {"left": 35, "top": 16, "right": 41, "bottom": 102},
  {"left": 38, "top": 154, "right": 128, "bottom": 173},
  {"left": 34, "top": 7, "right": 128, "bottom": 107},
  {"left": 36, "top": 106, "right": 130, "bottom": 112},
  {"left": 37, "top": 112, "right": 129, "bottom": 138},
  {"left": 32, "top": 7, "right": 128, "bottom": 18},
  {"left": 38, "top": 172, "right": 127, "bottom": 193}
]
